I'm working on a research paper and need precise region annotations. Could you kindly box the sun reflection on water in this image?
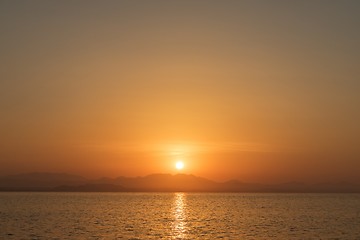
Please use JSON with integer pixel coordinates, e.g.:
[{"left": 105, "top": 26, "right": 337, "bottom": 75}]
[{"left": 172, "top": 192, "right": 187, "bottom": 239}]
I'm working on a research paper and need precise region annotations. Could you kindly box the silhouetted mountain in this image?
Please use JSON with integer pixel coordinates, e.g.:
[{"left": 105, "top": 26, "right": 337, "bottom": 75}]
[
  {"left": 53, "top": 184, "right": 127, "bottom": 192},
  {"left": 0, "top": 172, "right": 87, "bottom": 191},
  {"left": 115, "top": 174, "right": 219, "bottom": 191},
  {"left": 0, "top": 172, "right": 359, "bottom": 192},
  {"left": 89, "top": 173, "right": 219, "bottom": 191}
]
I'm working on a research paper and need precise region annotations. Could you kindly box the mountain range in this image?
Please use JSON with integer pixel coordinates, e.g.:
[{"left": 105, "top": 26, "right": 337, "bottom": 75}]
[{"left": 0, "top": 172, "right": 359, "bottom": 193}]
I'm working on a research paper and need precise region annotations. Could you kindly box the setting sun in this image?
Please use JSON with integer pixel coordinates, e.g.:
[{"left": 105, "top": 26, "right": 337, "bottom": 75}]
[
  {"left": 175, "top": 161, "right": 184, "bottom": 170},
  {"left": 0, "top": 1, "right": 359, "bottom": 239}
]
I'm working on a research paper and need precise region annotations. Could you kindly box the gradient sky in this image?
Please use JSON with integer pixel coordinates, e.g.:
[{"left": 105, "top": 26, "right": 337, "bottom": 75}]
[{"left": 1, "top": 1, "right": 359, "bottom": 182}]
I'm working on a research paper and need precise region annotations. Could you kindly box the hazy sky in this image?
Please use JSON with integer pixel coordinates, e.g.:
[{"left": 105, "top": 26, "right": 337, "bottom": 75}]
[{"left": 1, "top": 1, "right": 359, "bottom": 182}]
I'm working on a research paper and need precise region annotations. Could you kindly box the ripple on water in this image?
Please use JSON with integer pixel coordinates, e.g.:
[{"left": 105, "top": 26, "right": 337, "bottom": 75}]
[{"left": 0, "top": 192, "right": 360, "bottom": 239}]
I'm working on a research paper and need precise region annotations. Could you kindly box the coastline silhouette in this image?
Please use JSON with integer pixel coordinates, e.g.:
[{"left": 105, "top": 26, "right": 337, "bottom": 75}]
[{"left": 1, "top": 172, "right": 359, "bottom": 193}]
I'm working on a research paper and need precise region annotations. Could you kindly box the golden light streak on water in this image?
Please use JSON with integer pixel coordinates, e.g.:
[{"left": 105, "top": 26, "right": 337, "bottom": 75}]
[{"left": 172, "top": 193, "right": 187, "bottom": 239}]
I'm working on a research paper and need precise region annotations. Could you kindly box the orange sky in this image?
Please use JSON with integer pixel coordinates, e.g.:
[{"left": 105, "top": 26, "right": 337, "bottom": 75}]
[{"left": 0, "top": 1, "right": 359, "bottom": 183}]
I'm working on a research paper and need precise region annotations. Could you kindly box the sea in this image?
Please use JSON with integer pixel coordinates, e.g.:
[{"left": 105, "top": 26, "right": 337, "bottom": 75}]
[{"left": 0, "top": 192, "right": 359, "bottom": 239}]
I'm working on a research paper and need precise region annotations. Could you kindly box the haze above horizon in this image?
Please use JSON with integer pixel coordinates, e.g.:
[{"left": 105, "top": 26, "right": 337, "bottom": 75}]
[{"left": 0, "top": 1, "right": 359, "bottom": 183}]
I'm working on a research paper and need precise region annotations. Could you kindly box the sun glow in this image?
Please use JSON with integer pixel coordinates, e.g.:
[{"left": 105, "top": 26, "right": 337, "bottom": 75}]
[{"left": 175, "top": 161, "right": 184, "bottom": 170}]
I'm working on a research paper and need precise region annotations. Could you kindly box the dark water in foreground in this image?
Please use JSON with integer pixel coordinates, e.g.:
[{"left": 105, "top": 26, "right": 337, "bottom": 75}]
[{"left": 0, "top": 193, "right": 359, "bottom": 239}]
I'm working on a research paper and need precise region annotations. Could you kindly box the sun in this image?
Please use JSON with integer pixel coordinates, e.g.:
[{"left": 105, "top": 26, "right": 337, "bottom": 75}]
[{"left": 175, "top": 161, "right": 184, "bottom": 170}]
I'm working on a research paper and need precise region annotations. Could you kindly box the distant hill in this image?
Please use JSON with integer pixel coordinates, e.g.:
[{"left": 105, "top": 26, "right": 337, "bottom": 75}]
[
  {"left": 0, "top": 172, "right": 87, "bottom": 191},
  {"left": 0, "top": 172, "right": 359, "bottom": 192},
  {"left": 90, "top": 173, "right": 222, "bottom": 191},
  {"left": 53, "top": 183, "right": 127, "bottom": 192}
]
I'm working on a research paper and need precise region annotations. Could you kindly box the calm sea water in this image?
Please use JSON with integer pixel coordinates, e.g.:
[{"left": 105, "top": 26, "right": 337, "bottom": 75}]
[{"left": 0, "top": 193, "right": 359, "bottom": 239}]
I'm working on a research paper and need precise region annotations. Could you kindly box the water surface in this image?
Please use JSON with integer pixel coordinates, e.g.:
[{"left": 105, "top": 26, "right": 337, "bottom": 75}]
[{"left": 0, "top": 193, "right": 359, "bottom": 239}]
